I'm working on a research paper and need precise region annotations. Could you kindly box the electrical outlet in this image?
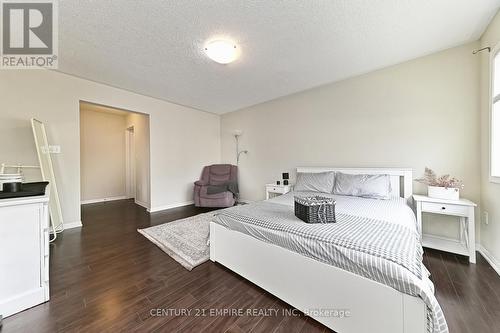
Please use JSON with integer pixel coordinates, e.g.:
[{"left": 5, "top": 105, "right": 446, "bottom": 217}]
[
  {"left": 483, "top": 211, "right": 489, "bottom": 225},
  {"left": 48, "top": 145, "right": 61, "bottom": 154}
]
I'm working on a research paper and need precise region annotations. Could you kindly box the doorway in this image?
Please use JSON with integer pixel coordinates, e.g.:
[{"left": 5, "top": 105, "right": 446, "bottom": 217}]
[{"left": 79, "top": 101, "right": 150, "bottom": 209}]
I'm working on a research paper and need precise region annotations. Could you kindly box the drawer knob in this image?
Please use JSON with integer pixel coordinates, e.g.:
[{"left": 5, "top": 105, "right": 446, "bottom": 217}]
[{"left": 441, "top": 207, "right": 446, "bottom": 210}]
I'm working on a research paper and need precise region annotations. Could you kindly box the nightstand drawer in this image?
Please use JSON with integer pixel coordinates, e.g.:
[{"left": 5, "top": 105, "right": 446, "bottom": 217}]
[
  {"left": 265, "top": 184, "right": 292, "bottom": 200},
  {"left": 266, "top": 185, "right": 291, "bottom": 193},
  {"left": 421, "top": 202, "right": 469, "bottom": 216}
]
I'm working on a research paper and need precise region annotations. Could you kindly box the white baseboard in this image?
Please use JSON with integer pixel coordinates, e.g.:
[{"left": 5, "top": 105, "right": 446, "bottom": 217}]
[
  {"left": 81, "top": 196, "right": 127, "bottom": 205},
  {"left": 148, "top": 200, "right": 194, "bottom": 213},
  {"left": 134, "top": 199, "right": 150, "bottom": 210},
  {"left": 477, "top": 243, "right": 500, "bottom": 276},
  {"left": 0, "top": 287, "right": 47, "bottom": 317},
  {"left": 238, "top": 199, "right": 254, "bottom": 204},
  {"left": 64, "top": 221, "right": 83, "bottom": 229}
]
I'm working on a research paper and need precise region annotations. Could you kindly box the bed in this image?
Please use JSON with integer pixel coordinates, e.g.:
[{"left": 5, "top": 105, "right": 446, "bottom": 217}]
[{"left": 209, "top": 167, "right": 446, "bottom": 333}]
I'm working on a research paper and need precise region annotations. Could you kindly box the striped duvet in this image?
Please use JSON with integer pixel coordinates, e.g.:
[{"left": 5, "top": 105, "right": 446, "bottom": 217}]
[{"left": 213, "top": 192, "right": 447, "bottom": 333}]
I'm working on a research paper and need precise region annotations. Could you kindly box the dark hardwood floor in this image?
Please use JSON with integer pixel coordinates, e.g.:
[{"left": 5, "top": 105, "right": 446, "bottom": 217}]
[{"left": 2, "top": 199, "right": 500, "bottom": 333}]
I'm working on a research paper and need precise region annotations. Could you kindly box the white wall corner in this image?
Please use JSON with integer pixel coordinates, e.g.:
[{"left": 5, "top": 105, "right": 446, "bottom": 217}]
[
  {"left": 64, "top": 221, "right": 83, "bottom": 229},
  {"left": 134, "top": 199, "right": 150, "bottom": 210},
  {"left": 148, "top": 201, "right": 195, "bottom": 213},
  {"left": 477, "top": 243, "right": 500, "bottom": 276}
]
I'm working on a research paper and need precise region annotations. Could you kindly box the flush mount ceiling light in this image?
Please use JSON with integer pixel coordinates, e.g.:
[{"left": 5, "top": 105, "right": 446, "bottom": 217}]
[{"left": 204, "top": 40, "right": 238, "bottom": 64}]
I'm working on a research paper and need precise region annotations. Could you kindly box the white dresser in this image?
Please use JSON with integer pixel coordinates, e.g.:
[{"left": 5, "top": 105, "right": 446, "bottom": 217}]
[{"left": 0, "top": 195, "right": 50, "bottom": 318}]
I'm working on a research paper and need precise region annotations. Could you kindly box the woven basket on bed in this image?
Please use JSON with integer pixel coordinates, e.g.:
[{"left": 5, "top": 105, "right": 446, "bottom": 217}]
[{"left": 294, "top": 196, "right": 336, "bottom": 223}]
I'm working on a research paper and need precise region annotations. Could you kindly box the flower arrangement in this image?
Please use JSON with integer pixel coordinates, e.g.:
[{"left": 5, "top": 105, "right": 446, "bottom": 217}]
[{"left": 416, "top": 167, "right": 464, "bottom": 189}]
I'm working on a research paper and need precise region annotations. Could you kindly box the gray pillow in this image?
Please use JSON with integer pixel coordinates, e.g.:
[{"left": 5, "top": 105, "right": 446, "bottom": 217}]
[
  {"left": 294, "top": 172, "right": 335, "bottom": 193},
  {"left": 333, "top": 172, "right": 392, "bottom": 199}
]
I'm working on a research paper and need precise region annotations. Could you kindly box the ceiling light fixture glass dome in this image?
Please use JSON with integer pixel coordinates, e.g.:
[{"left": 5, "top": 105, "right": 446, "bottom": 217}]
[{"left": 204, "top": 40, "right": 238, "bottom": 64}]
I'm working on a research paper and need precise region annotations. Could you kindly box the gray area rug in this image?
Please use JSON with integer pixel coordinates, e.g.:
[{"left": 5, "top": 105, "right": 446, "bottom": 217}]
[{"left": 138, "top": 212, "right": 217, "bottom": 271}]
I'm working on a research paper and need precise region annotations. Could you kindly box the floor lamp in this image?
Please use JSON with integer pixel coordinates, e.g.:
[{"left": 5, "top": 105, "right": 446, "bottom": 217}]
[
  {"left": 234, "top": 130, "right": 247, "bottom": 204},
  {"left": 234, "top": 130, "right": 248, "bottom": 165}
]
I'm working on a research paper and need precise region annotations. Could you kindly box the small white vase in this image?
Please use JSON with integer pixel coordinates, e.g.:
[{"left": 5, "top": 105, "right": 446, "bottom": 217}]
[{"left": 428, "top": 186, "right": 459, "bottom": 200}]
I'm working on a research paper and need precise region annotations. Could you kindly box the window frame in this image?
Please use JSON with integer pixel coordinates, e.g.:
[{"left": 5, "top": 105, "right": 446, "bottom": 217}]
[{"left": 490, "top": 43, "right": 500, "bottom": 184}]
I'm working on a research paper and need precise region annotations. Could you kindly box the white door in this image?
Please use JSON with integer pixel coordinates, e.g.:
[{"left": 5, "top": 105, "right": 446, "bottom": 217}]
[{"left": 125, "top": 127, "right": 135, "bottom": 199}]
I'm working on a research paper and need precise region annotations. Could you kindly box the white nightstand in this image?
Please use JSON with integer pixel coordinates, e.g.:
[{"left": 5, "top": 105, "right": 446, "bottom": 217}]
[
  {"left": 265, "top": 184, "right": 293, "bottom": 200},
  {"left": 413, "top": 194, "right": 477, "bottom": 263}
]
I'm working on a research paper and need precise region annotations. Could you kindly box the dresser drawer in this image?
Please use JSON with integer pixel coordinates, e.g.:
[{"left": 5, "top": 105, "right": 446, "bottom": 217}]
[{"left": 421, "top": 202, "right": 469, "bottom": 216}]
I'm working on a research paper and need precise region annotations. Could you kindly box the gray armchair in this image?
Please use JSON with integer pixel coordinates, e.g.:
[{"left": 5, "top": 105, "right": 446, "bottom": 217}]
[{"left": 194, "top": 164, "right": 238, "bottom": 207}]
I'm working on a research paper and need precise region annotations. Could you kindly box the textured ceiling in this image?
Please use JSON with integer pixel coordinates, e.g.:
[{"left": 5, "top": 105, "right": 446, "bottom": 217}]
[{"left": 59, "top": 1, "right": 500, "bottom": 114}]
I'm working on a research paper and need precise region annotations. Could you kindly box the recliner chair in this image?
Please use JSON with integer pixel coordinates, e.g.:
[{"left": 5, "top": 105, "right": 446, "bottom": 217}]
[{"left": 194, "top": 164, "right": 237, "bottom": 207}]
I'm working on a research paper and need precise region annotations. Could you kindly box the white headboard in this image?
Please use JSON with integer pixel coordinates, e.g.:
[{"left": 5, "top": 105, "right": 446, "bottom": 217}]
[{"left": 296, "top": 167, "right": 413, "bottom": 200}]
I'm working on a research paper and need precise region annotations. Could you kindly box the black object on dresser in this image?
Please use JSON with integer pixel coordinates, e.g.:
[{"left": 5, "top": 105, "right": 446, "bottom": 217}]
[{"left": 0, "top": 182, "right": 49, "bottom": 199}]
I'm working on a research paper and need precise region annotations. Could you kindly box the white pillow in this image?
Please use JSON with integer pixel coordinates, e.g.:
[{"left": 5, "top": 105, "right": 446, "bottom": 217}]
[
  {"left": 333, "top": 172, "right": 392, "bottom": 199},
  {"left": 294, "top": 172, "right": 335, "bottom": 193}
]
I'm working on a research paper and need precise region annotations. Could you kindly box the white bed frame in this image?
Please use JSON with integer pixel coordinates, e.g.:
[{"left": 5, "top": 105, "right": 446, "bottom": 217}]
[{"left": 210, "top": 167, "right": 426, "bottom": 333}]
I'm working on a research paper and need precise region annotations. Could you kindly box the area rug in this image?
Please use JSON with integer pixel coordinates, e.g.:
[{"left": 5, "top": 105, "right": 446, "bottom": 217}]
[{"left": 138, "top": 212, "right": 217, "bottom": 271}]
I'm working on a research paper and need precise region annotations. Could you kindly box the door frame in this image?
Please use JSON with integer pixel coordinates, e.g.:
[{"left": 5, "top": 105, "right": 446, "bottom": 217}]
[{"left": 125, "top": 126, "right": 135, "bottom": 199}]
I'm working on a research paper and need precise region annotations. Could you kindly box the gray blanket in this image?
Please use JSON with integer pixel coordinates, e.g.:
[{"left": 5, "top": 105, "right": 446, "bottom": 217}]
[{"left": 206, "top": 181, "right": 239, "bottom": 195}]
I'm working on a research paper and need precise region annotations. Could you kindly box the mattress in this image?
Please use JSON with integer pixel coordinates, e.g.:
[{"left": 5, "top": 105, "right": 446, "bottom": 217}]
[{"left": 212, "top": 191, "right": 447, "bottom": 333}]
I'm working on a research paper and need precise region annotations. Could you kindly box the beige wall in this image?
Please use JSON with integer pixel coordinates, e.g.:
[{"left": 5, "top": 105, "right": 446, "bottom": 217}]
[
  {"left": 221, "top": 42, "right": 481, "bottom": 239},
  {"left": 126, "top": 112, "right": 151, "bottom": 207},
  {"left": 0, "top": 36, "right": 491, "bottom": 252},
  {"left": 0, "top": 70, "right": 220, "bottom": 225},
  {"left": 479, "top": 11, "right": 500, "bottom": 267},
  {"left": 80, "top": 108, "right": 127, "bottom": 202}
]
